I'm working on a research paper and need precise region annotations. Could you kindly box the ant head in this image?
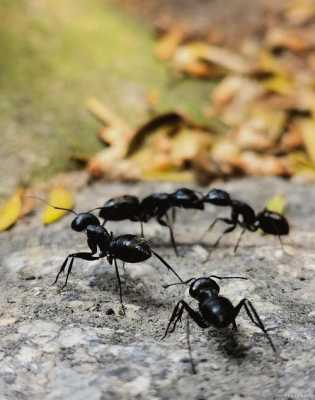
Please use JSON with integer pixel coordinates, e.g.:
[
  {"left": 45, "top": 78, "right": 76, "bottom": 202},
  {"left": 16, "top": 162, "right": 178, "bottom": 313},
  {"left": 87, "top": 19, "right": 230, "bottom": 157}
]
[
  {"left": 203, "top": 189, "right": 231, "bottom": 206},
  {"left": 189, "top": 277, "right": 220, "bottom": 300},
  {"left": 171, "top": 188, "right": 204, "bottom": 209},
  {"left": 71, "top": 213, "right": 101, "bottom": 232}
]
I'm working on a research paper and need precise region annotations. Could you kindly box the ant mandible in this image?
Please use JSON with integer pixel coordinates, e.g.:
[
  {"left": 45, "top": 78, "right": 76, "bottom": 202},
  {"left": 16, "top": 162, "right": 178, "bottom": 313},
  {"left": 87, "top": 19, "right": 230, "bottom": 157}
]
[{"left": 162, "top": 275, "right": 277, "bottom": 374}]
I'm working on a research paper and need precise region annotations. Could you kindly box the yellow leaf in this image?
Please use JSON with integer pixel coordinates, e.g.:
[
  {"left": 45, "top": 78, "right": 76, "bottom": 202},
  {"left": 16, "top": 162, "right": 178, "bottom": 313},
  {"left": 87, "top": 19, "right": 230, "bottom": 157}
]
[
  {"left": 0, "top": 190, "right": 23, "bottom": 231},
  {"left": 42, "top": 187, "right": 75, "bottom": 225},
  {"left": 265, "top": 194, "right": 287, "bottom": 214},
  {"left": 263, "top": 75, "right": 294, "bottom": 96}
]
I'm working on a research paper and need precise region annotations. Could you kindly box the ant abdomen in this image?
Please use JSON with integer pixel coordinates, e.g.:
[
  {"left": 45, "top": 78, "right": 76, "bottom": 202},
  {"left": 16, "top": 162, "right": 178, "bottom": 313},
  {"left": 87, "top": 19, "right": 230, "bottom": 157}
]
[
  {"left": 109, "top": 234, "right": 151, "bottom": 263},
  {"left": 256, "top": 210, "right": 289, "bottom": 235}
]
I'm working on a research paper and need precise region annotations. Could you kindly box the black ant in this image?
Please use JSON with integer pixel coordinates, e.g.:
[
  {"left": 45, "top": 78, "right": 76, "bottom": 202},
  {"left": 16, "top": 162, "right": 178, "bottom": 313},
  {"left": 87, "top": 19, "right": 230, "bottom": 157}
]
[
  {"left": 202, "top": 190, "right": 289, "bottom": 254},
  {"left": 54, "top": 227, "right": 184, "bottom": 313},
  {"left": 31, "top": 197, "right": 184, "bottom": 313},
  {"left": 162, "top": 275, "right": 277, "bottom": 374}
]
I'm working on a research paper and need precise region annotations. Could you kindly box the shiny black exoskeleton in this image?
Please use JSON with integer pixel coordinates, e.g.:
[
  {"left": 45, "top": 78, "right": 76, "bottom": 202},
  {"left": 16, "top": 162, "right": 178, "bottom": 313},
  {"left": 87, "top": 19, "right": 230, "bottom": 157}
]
[
  {"left": 97, "top": 189, "right": 205, "bottom": 256},
  {"left": 202, "top": 188, "right": 232, "bottom": 207},
  {"left": 163, "top": 276, "right": 276, "bottom": 373},
  {"left": 97, "top": 192, "right": 178, "bottom": 253},
  {"left": 171, "top": 188, "right": 204, "bottom": 210},
  {"left": 54, "top": 226, "right": 183, "bottom": 312},
  {"left": 205, "top": 197, "right": 289, "bottom": 254},
  {"left": 98, "top": 195, "right": 141, "bottom": 222},
  {"left": 203, "top": 197, "right": 257, "bottom": 254},
  {"left": 255, "top": 209, "right": 290, "bottom": 236},
  {"left": 71, "top": 212, "right": 101, "bottom": 232}
]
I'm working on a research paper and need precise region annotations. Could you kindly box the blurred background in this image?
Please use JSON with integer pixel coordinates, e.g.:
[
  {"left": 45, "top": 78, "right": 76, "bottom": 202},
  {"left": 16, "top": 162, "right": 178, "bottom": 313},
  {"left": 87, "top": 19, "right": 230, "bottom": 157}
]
[{"left": 2, "top": 0, "right": 315, "bottom": 202}]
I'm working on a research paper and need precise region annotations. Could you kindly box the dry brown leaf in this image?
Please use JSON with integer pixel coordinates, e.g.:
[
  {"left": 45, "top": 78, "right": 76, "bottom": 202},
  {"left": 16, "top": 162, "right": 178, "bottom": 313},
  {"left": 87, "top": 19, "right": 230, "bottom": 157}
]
[
  {"left": 296, "top": 118, "right": 315, "bottom": 164},
  {"left": 234, "top": 152, "right": 290, "bottom": 176},
  {"left": 86, "top": 97, "right": 129, "bottom": 130},
  {"left": 266, "top": 28, "right": 313, "bottom": 53},
  {"left": 155, "top": 26, "right": 184, "bottom": 60},
  {"left": 170, "top": 129, "right": 213, "bottom": 167},
  {"left": 20, "top": 189, "right": 36, "bottom": 218},
  {"left": 142, "top": 169, "right": 195, "bottom": 183},
  {"left": 211, "top": 139, "right": 240, "bottom": 167},
  {"left": 0, "top": 189, "right": 23, "bottom": 231},
  {"left": 286, "top": 0, "right": 315, "bottom": 25},
  {"left": 211, "top": 76, "right": 264, "bottom": 125},
  {"left": 173, "top": 43, "right": 228, "bottom": 78}
]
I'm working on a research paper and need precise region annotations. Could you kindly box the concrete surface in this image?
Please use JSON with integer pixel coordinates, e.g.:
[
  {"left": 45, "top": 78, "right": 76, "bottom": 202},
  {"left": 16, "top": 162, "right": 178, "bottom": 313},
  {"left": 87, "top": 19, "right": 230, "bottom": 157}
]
[{"left": 0, "top": 178, "right": 315, "bottom": 400}]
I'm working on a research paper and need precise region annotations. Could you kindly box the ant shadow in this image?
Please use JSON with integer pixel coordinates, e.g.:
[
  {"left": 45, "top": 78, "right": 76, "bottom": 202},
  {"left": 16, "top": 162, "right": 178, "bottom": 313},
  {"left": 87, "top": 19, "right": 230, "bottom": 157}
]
[
  {"left": 88, "top": 264, "right": 176, "bottom": 310},
  {"left": 210, "top": 329, "right": 249, "bottom": 360}
]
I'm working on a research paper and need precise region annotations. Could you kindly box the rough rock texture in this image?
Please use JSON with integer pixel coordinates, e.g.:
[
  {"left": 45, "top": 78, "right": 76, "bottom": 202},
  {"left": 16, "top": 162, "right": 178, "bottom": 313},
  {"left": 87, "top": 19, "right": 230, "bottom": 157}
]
[{"left": 0, "top": 177, "right": 315, "bottom": 400}]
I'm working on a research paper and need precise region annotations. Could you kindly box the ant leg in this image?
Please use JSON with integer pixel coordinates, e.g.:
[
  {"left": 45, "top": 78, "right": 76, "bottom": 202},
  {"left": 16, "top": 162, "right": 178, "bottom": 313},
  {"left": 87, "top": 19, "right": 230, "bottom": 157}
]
[
  {"left": 87, "top": 239, "right": 98, "bottom": 255},
  {"left": 171, "top": 208, "right": 177, "bottom": 224},
  {"left": 113, "top": 258, "right": 125, "bottom": 315},
  {"left": 203, "top": 224, "right": 236, "bottom": 263},
  {"left": 140, "top": 222, "right": 144, "bottom": 238},
  {"left": 162, "top": 300, "right": 208, "bottom": 339},
  {"left": 54, "top": 252, "right": 99, "bottom": 287},
  {"left": 61, "top": 257, "right": 75, "bottom": 289},
  {"left": 186, "top": 317, "right": 197, "bottom": 375},
  {"left": 53, "top": 257, "right": 69, "bottom": 285},
  {"left": 201, "top": 217, "right": 233, "bottom": 240},
  {"left": 233, "top": 228, "right": 246, "bottom": 254},
  {"left": 233, "top": 299, "right": 277, "bottom": 353},
  {"left": 157, "top": 216, "right": 179, "bottom": 256},
  {"left": 151, "top": 249, "right": 183, "bottom": 282},
  {"left": 211, "top": 224, "right": 236, "bottom": 250}
]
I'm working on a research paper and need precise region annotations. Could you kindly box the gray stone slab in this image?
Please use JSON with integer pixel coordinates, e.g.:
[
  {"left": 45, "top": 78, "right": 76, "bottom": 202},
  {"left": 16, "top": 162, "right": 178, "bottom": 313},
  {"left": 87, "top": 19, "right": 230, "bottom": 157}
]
[{"left": 0, "top": 178, "right": 315, "bottom": 400}]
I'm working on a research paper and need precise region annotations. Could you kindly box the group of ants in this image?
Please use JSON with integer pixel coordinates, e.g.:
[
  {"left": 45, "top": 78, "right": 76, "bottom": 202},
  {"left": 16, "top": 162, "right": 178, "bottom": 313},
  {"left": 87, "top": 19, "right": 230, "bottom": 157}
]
[{"left": 37, "top": 187, "right": 289, "bottom": 374}]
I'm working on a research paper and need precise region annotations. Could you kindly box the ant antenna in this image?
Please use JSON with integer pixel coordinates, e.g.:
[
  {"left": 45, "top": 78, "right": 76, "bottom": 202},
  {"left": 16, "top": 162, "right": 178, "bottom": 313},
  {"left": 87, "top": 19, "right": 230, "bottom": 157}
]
[
  {"left": 163, "top": 275, "right": 247, "bottom": 289},
  {"left": 163, "top": 278, "right": 196, "bottom": 289},
  {"left": 26, "top": 196, "right": 78, "bottom": 215},
  {"left": 209, "top": 275, "right": 248, "bottom": 280}
]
